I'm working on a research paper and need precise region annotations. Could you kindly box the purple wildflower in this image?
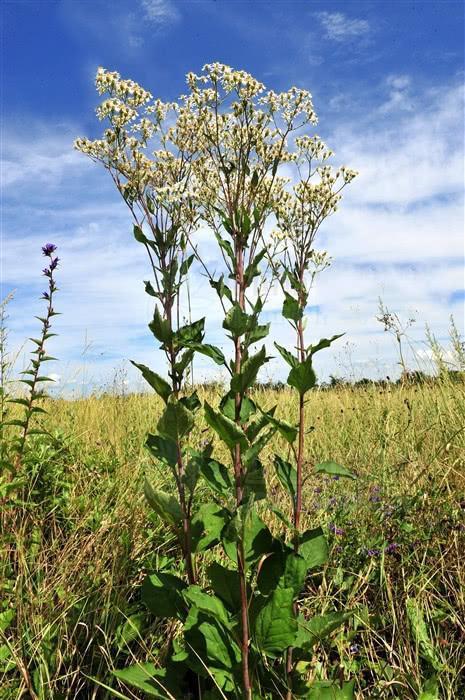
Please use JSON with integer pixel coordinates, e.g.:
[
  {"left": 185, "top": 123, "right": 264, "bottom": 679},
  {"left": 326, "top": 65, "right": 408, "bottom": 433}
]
[
  {"left": 329, "top": 523, "right": 345, "bottom": 536},
  {"left": 49, "top": 256, "right": 59, "bottom": 270},
  {"left": 349, "top": 643, "right": 360, "bottom": 654},
  {"left": 314, "top": 487, "right": 322, "bottom": 494},
  {"left": 366, "top": 548, "right": 380, "bottom": 557},
  {"left": 385, "top": 542, "right": 400, "bottom": 554},
  {"left": 42, "top": 243, "right": 57, "bottom": 256},
  {"left": 328, "top": 497, "right": 338, "bottom": 508},
  {"left": 332, "top": 475, "right": 340, "bottom": 481}
]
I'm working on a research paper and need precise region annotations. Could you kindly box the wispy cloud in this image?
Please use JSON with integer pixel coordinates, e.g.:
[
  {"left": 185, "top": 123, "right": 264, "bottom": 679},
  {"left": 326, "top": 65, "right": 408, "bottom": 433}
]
[
  {"left": 141, "top": 0, "right": 180, "bottom": 25},
  {"left": 317, "top": 11, "right": 370, "bottom": 42}
]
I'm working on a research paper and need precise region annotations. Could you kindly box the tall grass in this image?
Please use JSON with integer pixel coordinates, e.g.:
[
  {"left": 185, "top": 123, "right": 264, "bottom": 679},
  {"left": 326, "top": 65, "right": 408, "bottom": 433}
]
[{"left": 2, "top": 374, "right": 464, "bottom": 698}]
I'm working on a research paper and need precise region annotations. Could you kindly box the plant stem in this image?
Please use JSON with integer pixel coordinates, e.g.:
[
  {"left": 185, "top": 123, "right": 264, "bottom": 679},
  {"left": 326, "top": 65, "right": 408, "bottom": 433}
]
[{"left": 234, "top": 237, "right": 252, "bottom": 699}]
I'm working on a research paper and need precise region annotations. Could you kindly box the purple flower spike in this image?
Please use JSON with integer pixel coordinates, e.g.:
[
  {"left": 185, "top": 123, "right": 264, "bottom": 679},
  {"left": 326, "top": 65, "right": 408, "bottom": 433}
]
[
  {"left": 366, "top": 548, "right": 380, "bottom": 557},
  {"left": 329, "top": 523, "right": 345, "bottom": 536},
  {"left": 50, "top": 257, "right": 59, "bottom": 270},
  {"left": 42, "top": 243, "right": 57, "bottom": 256}
]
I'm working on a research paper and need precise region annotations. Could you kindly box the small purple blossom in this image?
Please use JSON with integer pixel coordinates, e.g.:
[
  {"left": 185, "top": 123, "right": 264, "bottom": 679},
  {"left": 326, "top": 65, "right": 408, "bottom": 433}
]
[
  {"left": 329, "top": 523, "right": 345, "bottom": 536},
  {"left": 385, "top": 542, "right": 400, "bottom": 554},
  {"left": 314, "top": 487, "right": 322, "bottom": 494},
  {"left": 328, "top": 497, "right": 337, "bottom": 508},
  {"left": 349, "top": 643, "right": 360, "bottom": 655},
  {"left": 332, "top": 475, "right": 340, "bottom": 481},
  {"left": 366, "top": 548, "right": 380, "bottom": 557},
  {"left": 42, "top": 243, "right": 57, "bottom": 256}
]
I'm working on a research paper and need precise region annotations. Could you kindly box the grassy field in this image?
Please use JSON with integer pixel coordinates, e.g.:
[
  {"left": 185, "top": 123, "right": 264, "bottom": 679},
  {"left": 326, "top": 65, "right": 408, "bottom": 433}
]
[{"left": 2, "top": 377, "right": 464, "bottom": 699}]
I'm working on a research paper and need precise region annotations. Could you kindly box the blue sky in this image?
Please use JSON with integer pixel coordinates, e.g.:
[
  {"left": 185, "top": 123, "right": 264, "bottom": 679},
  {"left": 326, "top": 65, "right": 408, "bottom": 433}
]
[{"left": 2, "top": 0, "right": 464, "bottom": 391}]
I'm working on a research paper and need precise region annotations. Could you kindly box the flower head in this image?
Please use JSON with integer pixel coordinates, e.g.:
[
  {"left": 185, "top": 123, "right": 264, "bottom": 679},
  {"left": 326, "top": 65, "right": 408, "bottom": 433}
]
[{"left": 42, "top": 243, "right": 57, "bottom": 256}]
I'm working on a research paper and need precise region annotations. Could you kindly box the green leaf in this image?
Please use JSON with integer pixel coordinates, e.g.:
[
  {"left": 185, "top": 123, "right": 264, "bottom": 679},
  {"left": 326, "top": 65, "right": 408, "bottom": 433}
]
[
  {"left": 148, "top": 307, "right": 172, "bottom": 345},
  {"left": 245, "top": 323, "right": 270, "bottom": 347},
  {"left": 220, "top": 392, "right": 256, "bottom": 422},
  {"left": 283, "top": 292, "right": 303, "bottom": 323},
  {"left": 257, "top": 545, "right": 307, "bottom": 598},
  {"left": 295, "top": 611, "right": 353, "bottom": 652},
  {"left": 306, "top": 680, "right": 355, "bottom": 699},
  {"left": 113, "top": 662, "right": 184, "bottom": 698},
  {"left": 243, "top": 427, "right": 275, "bottom": 470},
  {"left": 261, "top": 411, "right": 297, "bottom": 444},
  {"left": 180, "top": 254, "right": 195, "bottom": 276},
  {"left": 174, "top": 318, "right": 205, "bottom": 345},
  {"left": 222, "top": 508, "right": 273, "bottom": 567},
  {"left": 157, "top": 400, "right": 194, "bottom": 443},
  {"left": 183, "top": 606, "right": 241, "bottom": 687},
  {"left": 406, "top": 598, "right": 444, "bottom": 671},
  {"left": 246, "top": 405, "right": 276, "bottom": 442},
  {"left": 143, "top": 280, "right": 157, "bottom": 297},
  {"left": 299, "top": 527, "right": 328, "bottom": 569},
  {"left": 115, "top": 612, "right": 145, "bottom": 650},
  {"left": 179, "top": 390, "right": 201, "bottom": 413},
  {"left": 243, "top": 459, "right": 267, "bottom": 501},
  {"left": 187, "top": 342, "right": 226, "bottom": 366},
  {"left": 315, "top": 461, "right": 356, "bottom": 480},
  {"left": 223, "top": 304, "right": 251, "bottom": 338},
  {"left": 141, "top": 571, "right": 187, "bottom": 619},
  {"left": 274, "top": 342, "right": 299, "bottom": 368},
  {"left": 144, "top": 481, "right": 183, "bottom": 527},
  {"left": 287, "top": 355, "right": 317, "bottom": 395},
  {"left": 133, "top": 224, "right": 148, "bottom": 243},
  {"left": 131, "top": 361, "right": 172, "bottom": 403},
  {"left": 253, "top": 587, "right": 297, "bottom": 657},
  {"left": 209, "top": 274, "right": 233, "bottom": 303},
  {"left": 204, "top": 402, "right": 248, "bottom": 451},
  {"left": 146, "top": 434, "right": 178, "bottom": 467},
  {"left": 191, "top": 503, "right": 230, "bottom": 553},
  {"left": 207, "top": 562, "right": 250, "bottom": 612},
  {"left": 182, "top": 586, "right": 232, "bottom": 628},
  {"left": 230, "top": 346, "right": 268, "bottom": 394},
  {"left": 308, "top": 333, "right": 345, "bottom": 357},
  {"left": 200, "top": 458, "right": 234, "bottom": 497},
  {"left": 418, "top": 676, "right": 439, "bottom": 700},
  {"left": 274, "top": 455, "right": 297, "bottom": 499}
]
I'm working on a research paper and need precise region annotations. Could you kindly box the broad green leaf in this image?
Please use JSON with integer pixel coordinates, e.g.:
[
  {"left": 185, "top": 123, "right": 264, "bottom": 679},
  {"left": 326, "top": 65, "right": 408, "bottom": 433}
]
[
  {"left": 157, "top": 401, "right": 194, "bottom": 443},
  {"left": 144, "top": 481, "right": 183, "bottom": 527},
  {"left": 406, "top": 598, "right": 443, "bottom": 671},
  {"left": 133, "top": 224, "right": 148, "bottom": 243},
  {"left": 188, "top": 343, "right": 226, "bottom": 366},
  {"left": 253, "top": 587, "right": 297, "bottom": 657},
  {"left": 115, "top": 612, "right": 145, "bottom": 650},
  {"left": 113, "top": 661, "right": 184, "bottom": 698},
  {"left": 418, "top": 676, "right": 439, "bottom": 700},
  {"left": 306, "top": 680, "right": 355, "bottom": 699},
  {"left": 243, "top": 459, "right": 267, "bottom": 501},
  {"left": 131, "top": 361, "right": 171, "bottom": 403},
  {"left": 200, "top": 458, "right": 234, "bottom": 497},
  {"left": 283, "top": 292, "right": 303, "bottom": 323},
  {"left": 243, "top": 427, "right": 275, "bottom": 469},
  {"left": 180, "top": 254, "right": 195, "bottom": 276},
  {"left": 191, "top": 503, "right": 230, "bottom": 552},
  {"left": 274, "top": 455, "right": 297, "bottom": 500},
  {"left": 174, "top": 318, "right": 205, "bottom": 345},
  {"left": 146, "top": 434, "right": 178, "bottom": 467},
  {"left": 143, "top": 280, "right": 157, "bottom": 297},
  {"left": 257, "top": 545, "right": 306, "bottom": 598},
  {"left": 204, "top": 402, "right": 248, "bottom": 451},
  {"left": 141, "top": 572, "right": 187, "bottom": 619},
  {"left": 245, "top": 323, "right": 270, "bottom": 347},
  {"left": 287, "top": 355, "right": 317, "bottom": 395},
  {"left": 299, "top": 527, "right": 328, "bottom": 569},
  {"left": 274, "top": 342, "right": 299, "bottom": 369},
  {"left": 209, "top": 274, "right": 233, "bottom": 303},
  {"left": 223, "top": 304, "right": 251, "bottom": 338},
  {"left": 294, "top": 611, "right": 353, "bottom": 652},
  {"left": 246, "top": 405, "right": 276, "bottom": 442},
  {"left": 183, "top": 606, "right": 241, "bottom": 687},
  {"left": 207, "top": 562, "right": 250, "bottom": 612},
  {"left": 230, "top": 346, "right": 268, "bottom": 394},
  {"left": 222, "top": 508, "right": 273, "bottom": 567},
  {"left": 220, "top": 392, "right": 256, "bottom": 422},
  {"left": 308, "top": 333, "right": 345, "bottom": 357},
  {"left": 148, "top": 307, "right": 172, "bottom": 345},
  {"left": 182, "top": 586, "right": 232, "bottom": 628},
  {"left": 179, "top": 390, "right": 201, "bottom": 413},
  {"left": 314, "top": 461, "right": 356, "bottom": 480}
]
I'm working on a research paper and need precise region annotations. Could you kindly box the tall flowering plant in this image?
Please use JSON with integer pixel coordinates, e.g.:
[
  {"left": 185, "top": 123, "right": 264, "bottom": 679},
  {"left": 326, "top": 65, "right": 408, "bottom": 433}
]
[{"left": 77, "top": 64, "right": 358, "bottom": 700}]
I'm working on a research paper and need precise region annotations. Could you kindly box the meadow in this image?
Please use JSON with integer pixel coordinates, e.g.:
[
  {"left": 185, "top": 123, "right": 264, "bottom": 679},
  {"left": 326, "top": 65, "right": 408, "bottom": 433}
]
[{"left": 2, "top": 374, "right": 464, "bottom": 698}]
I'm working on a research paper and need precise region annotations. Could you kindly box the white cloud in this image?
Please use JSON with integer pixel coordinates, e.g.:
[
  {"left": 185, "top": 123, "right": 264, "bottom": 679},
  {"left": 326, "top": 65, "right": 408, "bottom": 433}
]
[
  {"left": 317, "top": 12, "right": 370, "bottom": 42},
  {"left": 141, "top": 0, "right": 180, "bottom": 25}
]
